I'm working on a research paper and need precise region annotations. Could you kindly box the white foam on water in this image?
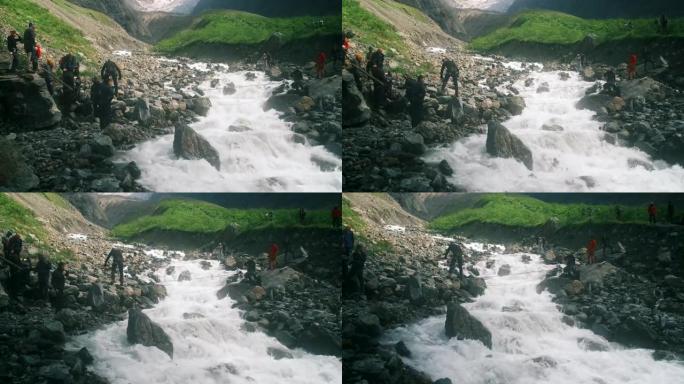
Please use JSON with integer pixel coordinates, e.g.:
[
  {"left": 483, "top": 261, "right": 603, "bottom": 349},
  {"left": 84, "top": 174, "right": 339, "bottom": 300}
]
[
  {"left": 427, "top": 47, "right": 447, "bottom": 54},
  {"left": 385, "top": 225, "right": 406, "bottom": 233},
  {"left": 119, "top": 69, "right": 341, "bottom": 192},
  {"left": 426, "top": 70, "right": 684, "bottom": 191},
  {"left": 73, "top": 259, "right": 341, "bottom": 384},
  {"left": 113, "top": 50, "right": 132, "bottom": 57},
  {"left": 67, "top": 233, "right": 88, "bottom": 241},
  {"left": 385, "top": 249, "right": 684, "bottom": 383}
]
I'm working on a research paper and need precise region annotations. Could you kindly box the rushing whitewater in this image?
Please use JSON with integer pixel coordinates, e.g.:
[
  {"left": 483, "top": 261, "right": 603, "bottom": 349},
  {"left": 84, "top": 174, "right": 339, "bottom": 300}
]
[
  {"left": 426, "top": 70, "right": 684, "bottom": 192},
  {"left": 120, "top": 64, "right": 341, "bottom": 192},
  {"left": 385, "top": 248, "right": 684, "bottom": 383},
  {"left": 73, "top": 259, "right": 341, "bottom": 384}
]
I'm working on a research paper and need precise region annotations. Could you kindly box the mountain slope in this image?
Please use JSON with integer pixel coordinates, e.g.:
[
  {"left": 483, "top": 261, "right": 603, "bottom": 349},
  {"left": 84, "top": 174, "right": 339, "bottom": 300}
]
[{"left": 509, "top": 0, "right": 684, "bottom": 19}]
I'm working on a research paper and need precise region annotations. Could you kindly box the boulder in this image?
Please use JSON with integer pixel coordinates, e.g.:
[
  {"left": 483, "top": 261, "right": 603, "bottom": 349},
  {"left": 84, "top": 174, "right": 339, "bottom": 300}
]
[
  {"left": 576, "top": 93, "right": 613, "bottom": 113},
  {"left": 294, "top": 96, "right": 315, "bottom": 113},
  {"left": 173, "top": 123, "right": 221, "bottom": 170},
  {"left": 87, "top": 284, "right": 105, "bottom": 309},
  {"left": 0, "top": 73, "right": 61, "bottom": 130},
  {"left": 407, "top": 275, "right": 423, "bottom": 303},
  {"left": 486, "top": 120, "right": 534, "bottom": 170},
  {"left": 222, "top": 82, "right": 236, "bottom": 95},
  {"left": 127, "top": 308, "right": 174, "bottom": 358},
  {"left": 297, "top": 324, "right": 341, "bottom": 356},
  {"left": 264, "top": 92, "right": 299, "bottom": 113},
  {"left": 308, "top": 75, "right": 341, "bottom": 104},
  {"left": 342, "top": 69, "right": 370, "bottom": 127},
  {"left": 504, "top": 96, "right": 526, "bottom": 115},
  {"left": 445, "top": 302, "right": 492, "bottom": 348},
  {"left": 133, "top": 98, "right": 150, "bottom": 123},
  {"left": 178, "top": 270, "right": 192, "bottom": 281},
  {"left": 402, "top": 133, "right": 426, "bottom": 155},
  {"left": 89, "top": 134, "right": 115, "bottom": 157},
  {"left": 579, "top": 263, "right": 618, "bottom": 286},
  {"left": 564, "top": 280, "right": 584, "bottom": 295},
  {"left": 191, "top": 97, "right": 212, "bottom": 116},
  {"left": 41, "top": 320, "right": 66, "bottom": 344},
  {"left": 497, "top": 264, "right": 511, "bottom": 276}
]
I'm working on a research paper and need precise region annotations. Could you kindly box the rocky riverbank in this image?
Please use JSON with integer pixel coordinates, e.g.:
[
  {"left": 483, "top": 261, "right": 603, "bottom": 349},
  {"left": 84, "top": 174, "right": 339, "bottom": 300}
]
[
  {"left": 215, "top": 228, "right": 343, "bottom": 358},
  {"left": 342, "top": 222, "right": 503, "bottom": 383},
  {"left": 1, "top": 51, "right": 342, "bottom": 192},
  {"left": 0, "top": 234, "right": 173, "bottom": 384},
  {"left": 535, "top": 224, "right": 684, "bottom": 358},
  {"left": 342, "top": 47, "right": 534, "bottom": 191}
]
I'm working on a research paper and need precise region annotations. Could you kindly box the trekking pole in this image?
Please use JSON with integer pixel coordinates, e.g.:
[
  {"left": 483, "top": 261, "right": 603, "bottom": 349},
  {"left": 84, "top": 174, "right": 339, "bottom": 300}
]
[{"left": 344, "top": 52, "right": 388, "bottom": 84}]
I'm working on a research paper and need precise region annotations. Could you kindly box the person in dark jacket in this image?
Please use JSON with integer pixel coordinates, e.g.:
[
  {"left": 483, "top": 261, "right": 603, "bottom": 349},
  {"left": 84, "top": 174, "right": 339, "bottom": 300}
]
[
  {"left": 349, "top": 245, "right": 367, "bottom": 295},
  {"left": 406, "top": 75, "right": 426, "bottom": 127},
  {"left": 445, "top": 242, "right": 465, "bottom": 278},
  {"left": 371, "top": 65, "right": 386, "bottom": 109},
  {"left": 342, "top": 226, "right": 355, "bottom": 278},
  {"left": 440, "top": 58, "right": 460, "bottom": 97},
  {"left": 648, "top": 202, "right": 657, "bottom": 224},
  {"left": 6, "top": 30, "right": 22, "bottom": 72},
  {"left": 51, "top": 262, "right": 66, "bottom": 309},
  {"left": 35, "top": 254, "right": 52, "bottom": 301},
  {"left": 94, "top": 79, "right": 115, "bottom": 129},
  {"left": 104, "top": 247, "right": 124, "bottom": 285},
  {"left": 23, "top": 23, "right": 37, "bottom": 72},
  {"left": 40, "top": 58, "right": 55, "bottom": 96},
  {"left": 100, "top": 59, "right": 122, "bottom": 96}
]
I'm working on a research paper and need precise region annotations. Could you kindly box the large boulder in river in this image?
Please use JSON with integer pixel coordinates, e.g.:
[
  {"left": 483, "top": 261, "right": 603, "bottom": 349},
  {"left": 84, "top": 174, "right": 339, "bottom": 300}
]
[
  {"left": 342, "top": 69, "right": 370, "bottom": 127},
  {"left": 133, "top": 98, "right": 151, "bottom": 123},
  {"left": 264, "top": 92, "right": 300, "bottom": 113},
  {"left": 486, "top": 120, "right": 533, "bottom": 170},
  {"left": 576, "top": 93, "right": 613, "bottom": 113},
  {"left": 173, "top": 124, "right": 221, "bottom": 170},
  {"left": 308, "top": 75, "right": 341, "bottom": 103},
  {"left": 127, "top": 308, "right": 174, "bottom": 358},
  {"left": 445, "top": 302, "right": 492, "bottom": 348},
  {"left": 0, "top": 73, "right": 61, "bottom": 130},
  {"left": 504, "top": 96, "right": 526, "bottom": 115},
  {"left": 190, "top": 97, "right": 212, "bottom": 116}
]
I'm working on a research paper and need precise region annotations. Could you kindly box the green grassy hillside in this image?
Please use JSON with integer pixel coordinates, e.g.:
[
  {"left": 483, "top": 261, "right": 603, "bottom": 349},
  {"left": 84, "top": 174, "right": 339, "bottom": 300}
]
[
  {"left": 471, "top": 10, "right": 684, "bottom": 52},
  {"left": 0, "top": 0, "right": 96, "bottom": 60},
  {"left": 112, "top": 199, "right": 332, "bottom": 239},
  {"left": 156, "top": 10, "right": 340, "bottom": 54},
  {"left": 430, "top": 194, "right": 649, "bottom": 231}
]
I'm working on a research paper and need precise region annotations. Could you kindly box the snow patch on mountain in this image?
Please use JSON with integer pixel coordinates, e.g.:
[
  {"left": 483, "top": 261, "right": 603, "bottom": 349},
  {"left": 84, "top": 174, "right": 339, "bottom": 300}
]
[{"left": 451, "top": 0, "right": 515, "bottom": 12}]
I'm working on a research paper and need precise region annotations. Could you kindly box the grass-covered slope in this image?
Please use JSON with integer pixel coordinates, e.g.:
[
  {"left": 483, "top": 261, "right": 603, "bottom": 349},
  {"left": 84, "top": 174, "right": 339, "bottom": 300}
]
[
  {"left": 471, "top": 10, "right": 684, "bottom": 52},
  {"left": 0, "top": 0, "right": 96, "bottom": 59},
  {"left": 430, "top": 194, "right": 648, "bottom": 231},
  {"left": 112, "top": 199, "right": 332, "bottom": 240},
  {"left": 156, "top": 10, "right": 340, "bottom": 55},
  {"left": 0, "top": 193, "right": 49, "bottom": 246}
]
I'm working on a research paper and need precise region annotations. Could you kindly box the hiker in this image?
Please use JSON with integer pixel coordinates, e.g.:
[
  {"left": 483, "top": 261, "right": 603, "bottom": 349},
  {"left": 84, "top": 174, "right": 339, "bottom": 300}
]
[
  {"left": 642, "top": 47, "right": 656, "bottom": 72},
  {"left": 6, "top": 30, "right": 22, "bottom": 72},
  {"left": 299, "top": 208, "right": 306, "bottom": 225},
  {"left": 104, "top": 247, "right": 125, "bottom": 285},
  {"left": 4, "top": 233, "right": 23, "bottom": 300},
  {"left": 371, "top": 65, "right": 386, "bottom": 109},
  {"left": 40, "top": 58, "right": 55, "bottom": 96},
  {"left": 101, "top": 59, "right": 122, "bottom": 96},
  {"left": 94, "top": 78, "right": 115, "bottom": 129},
  {"left": 244, "top": 258, "right": 259, "bottom": 284},
  {"left": 331, "top": 206, "right": 342, "bottom": 228},
  {"left": 342, "top": 36, "right": 350, "bottom": 52},
  {"left": 574, "top": 53, "right": 583, "bottom": 72},
  {"left": 667, "top": 201, "right": 675, "bottom": 224},
  {"left": 537, "top": 237, "right": 545, "bottom": 255},
  {"left": 35, "top": 254, "right": 52, "bottom": 301},
  {"left": 440, "top": 58, "right": 459, "bottom": 97},
  {"left": 260, "top": 52, "right": 273, "bottom": 70},
  {"left": 268, "top": 242, "right": 279, "bottom": 270},
  {"left": 406, "top": 75, "right": 426, "bottom": 127},
  {"left": 316, "top": 51, "right": 327, "bottom": 79},
  {"left": 369, "top": 48, "right": 385, "bottom": 72},
  {"left": 604, "top": 68, "right": 619, "bottom": 96},
  {"left": 291, "top": 68, "right": 305, "bottom": 92},
  {"left": 659, "top": 14, "right": 669, "bottom": 34},
  {"left": 60, "top": 54, "right": 80, "bottom": 113},
  {"left": 23, "top": 23, "right": 37, "bottom": 73},
  {"left": 445, "top": 242, "right": 465, "bottom": 278},
  {"left": 342, "top": 226, "right": 354, "bottom": 278},
  {"left": 349, "top": 245, "right": 367, "bottom": 294},
  {"left": 91, "top": 76, "right": 102, "bottom": 119},
  {"left": 564, "top": 254, "right": 578, "bottom": 279},
  {"left": 648, "top": 202, "right": 657, "bottom": 224},
  {"left": 59, "top": 53, "right": 80, "bottom": 77},
  {"left": 586, "top": 238, "right": 597, "bottom": 265},
  {"left": 350, "top": 53, "right": 365, "bottom": 92},
  {"left": 51, "top": 262, "right": 66, "bottom": 310},
  {"left": 627, "top": 54, "right": 638, "bottom": 80}
]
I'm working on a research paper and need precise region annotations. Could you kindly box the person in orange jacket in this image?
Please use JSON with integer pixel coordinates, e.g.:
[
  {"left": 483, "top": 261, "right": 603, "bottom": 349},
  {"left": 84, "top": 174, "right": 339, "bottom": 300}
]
[
  {"left": 628, "top": 54, "right": 638, "bottom": 80},
  {"left": 648, "top": 202, "right": 657, "bottom": 224},
  {"left": 587, "top": 238, "right": 597, "bottom": 265},
  {"left": 316, "top": 51, "right": 327, "bottom": 79},
  {"left": 268, "top": 242, "right": 279, "bottom": 270}
]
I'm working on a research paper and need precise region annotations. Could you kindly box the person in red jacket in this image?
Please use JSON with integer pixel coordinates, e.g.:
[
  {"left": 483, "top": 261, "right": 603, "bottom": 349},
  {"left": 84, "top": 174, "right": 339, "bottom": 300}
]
[
  {"left": 316, "top": 51, "right": 327, "bottom": 79},
  {"left": 648, "top": 202, "right": 657, "bottom": 224},
  {"left": 587, "top": 238, "right": 597, "bottom": 265},
  {"left": 628, "top": 54, "right": 638, "bottom": 80},
  {"left": 331, "top": 206, "right": 342, "bottom": 228},
  {"left": 268, "top": 243, "right": 279, "bottom": 270}
]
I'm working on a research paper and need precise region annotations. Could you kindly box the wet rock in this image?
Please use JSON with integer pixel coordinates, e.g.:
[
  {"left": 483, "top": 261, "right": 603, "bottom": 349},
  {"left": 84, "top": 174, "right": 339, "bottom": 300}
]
[
  {"left": 463, "top": 277, "right": 487, "bottom": 296},
  {"left": 178, "top": 270, "right": 192, "bottom": 281},
  {"left": 222, "top": 82, "right": 236, "bottom": 95},
  {"left": 407, "top": 275, "right": 423, "bottom": 303},
  {"left": 627, "top": 158, "right": 655, "bottom": 171},
  {"left": 264, "top": 93, "right": 299, "bottom": 113},
  {"left": 38, "top": 363, "right": 71, "bottom": 382},
  {"left": 504, "top": 96, "right": 526, "bottom": 115},
  {"left": 497, "top": 264, "right": 511, "bottom": 276},
  {"left": 41, "top": 320, "right": 66, "bottom": 344},
  {"left": 356, "top": 313, "right": 383, "bottom": 338},
  {"left": 87, "top": 284, "right": 104, "bottom": 310},
  {"left": 297, "top": 324, "right": 341, "bottom": 356},
  {"left": 0, "top": 73, "right": 61, "bottom": 130},
  {"left": 537, "top": 82, "right": 550, "bottom": 93},
  {"left": 486, "top": 120, "right": 533, "bottom": 171},
  {"left": 89, "top": 134, "right": 115, "bottom": 157},
  {"left": 342, "top": 69, "right": 370, "bottom": 127},
  {"left": 267, "top": 347, "right": 293, "bottom": 360},
  {"left": 564, "top": 280, "right": 584, "bottom": 295},
  {"left": 578, "top": 337, "right": 609, "bottom": 351},
  {"left": 438, "top": 160, "right": 453, "bottom": 176},
  {"left": 133, "top": 98, "right": 150, "bottom": 123},
  {"left": 127, "top": 308, "right": 174, "bottom": 358},
  {"left": 173, "top": 123, "right": 221, "bottom": 171},
  {"left": 395, "top": 341, "right": 411, "bottom": 357},
  {"left": 294, "top": 96, "right": 315, "bottom": 113},
  {"left": 210, "top": 78, "right": 220, "bottom": 88},
  {"left": 191, "top": 97, "right": 212, "bottom": 116},
  {"left": 403, "top": 133, "right": 426, "bottom": 156},
  {"left": 445, "top": 302, "right": 492, "bottom": 348},
  {"left": 541, "top": 124, "right": 564, "bottom": 132}
]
